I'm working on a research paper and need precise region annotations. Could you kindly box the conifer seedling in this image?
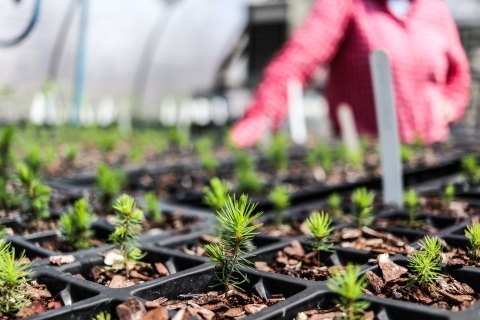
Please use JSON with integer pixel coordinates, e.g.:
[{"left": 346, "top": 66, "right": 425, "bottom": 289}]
[
  {"left": 461, "top": 154, "right": 480, "bottom": 185},
  {"left": 327, "top": 263, "right": 370, "bottom": 320},
  {"left": 0, "top": 126, "right": 15, "bottom": 212},
  {"left": 328, "top": 193, "right": 343, "bottom": 220},
  {"left": 268, "top": 185, "right": 291, "bottom": 227},
  {"left": 0, "top": 243, "right": 34, "bottom": 313},
  {"left": 96, "top": 163, "right": 127, "bottom": 208},
  {"left": 465, "top": 222, "right": 480, "bottom": 263},
  {"left": 306, "top": 143, "right": 333, "bottom": 174},
  {"left": 351, "top": 188, "right": 375, "bottom": 237},
  {"left": 235, "top": 168, "right": 263, "bottom": 194},
  {"left": 109, "top": 194, "right": 145, "bottom": 278},
  {"left": 400, "top": 144, "right": 413, "bottom": 164},
  {"left": 406, "top": 236, "right": 442, "bottom": 291},
  {"left": 403, "top": 189, "right": 422, "bottom": 228},
  {"left": 417, "top": 235, "right": 443, "bottom": 264},
  {"left": 65, "top": 144, "right": 78, "bottom": 164},
  {"left": 203, "top": 178, "right": 229, "bottom": 213},
  {"left": 204, "top": 195, "right": 263, "bottom": 297},
  {"left": 234, "top": 150, "right": 255, "bottom": 172},
  {"left": 143, "top": 192, "right": 162, "bottom": 223},
  {"left": 24, "top": 144, "right": 43, "bottom": 177},
  {"left": 306, "top": 211, "right": 333, "bottom": 267},
  {"left": 59, "top": 199, "right": 96, "bottom": 250},
  {"left": 195, "top": 136, "right": 219, "bottom": 173},
  {"left": 267, "top": 133, "right": 289, "bottom": 173},
  {"left": 441, "top": 184, "right": 455, "bottom": 208},
  {"left": 17, "top": 164, "right": 51, "bottom": 229}
]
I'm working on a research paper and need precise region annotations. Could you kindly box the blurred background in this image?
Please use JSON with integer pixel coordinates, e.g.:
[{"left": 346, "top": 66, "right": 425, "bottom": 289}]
[{"left": 0, "top": 0, "right": 479, "bottom": 135}]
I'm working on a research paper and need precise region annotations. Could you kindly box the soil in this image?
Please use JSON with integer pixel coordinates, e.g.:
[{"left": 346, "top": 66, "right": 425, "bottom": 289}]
[
  {"left": 77, "top": 251, "right": 171, "bottom": 288},
  {"left": 254, "top": 240, "right": 345, "bottom": 281},
  {"left": 421, "top": 197, "right": 480, "bottom": 217},
  {"left": 374, "top": 217, "right": 438, "bottom": 233},
  {"left": 176, "top": 234, "right": 220, "bottom": 257},
  {"left": 4, "top": 219, "right": 59, "bottom": 236},
  {"left": 441, "top": 244, "right": 480, "bottom": 268},
  {"left": 141, "top": 210, "right": 203, "bottom": 234},
  {"left": 151, "top": 288, "right": 284, "bottom": 320},
  {"left": 0, "top": 281, "right": 62, "bottom": 319},
  {"left": 258, "top": 219, "right": 308, "bottom": 237},
  {"left": 38, "top": 237, "right": 105, "bottom": 253},
  {"left": 295, "top": 308, "right": 374, "bottom": 320},
  {"left": 332, "top": 227, "right": 416, "bottom": 255},
  {"left": 364, "top": 254, "right": 480, "bottom": 311}
]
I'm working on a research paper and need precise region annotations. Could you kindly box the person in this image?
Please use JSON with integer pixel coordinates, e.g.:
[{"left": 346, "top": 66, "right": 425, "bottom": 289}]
[{"left": 230, "top": 0, "right": 470, "bottom": 148}]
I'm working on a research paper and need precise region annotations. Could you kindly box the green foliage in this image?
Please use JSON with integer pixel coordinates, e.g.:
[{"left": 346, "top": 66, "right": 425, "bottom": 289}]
[
  {"left": 306, "top": 211, "right": 333, "bottom": 267},
  {"left": 0, "top": 126, "right": 14, "bottom": 181},
  {"left": 24, "top": 144, "right": 43, "bottom": 176},
  {"left": 59, "top": 199, "right": 95, "bottom": 250},
  {"left": 234, "top": 150, "right": 255, "bottom": 172},
  {"left": 17, "top": 164, "right": 51, "bottom": 227},
  {"left": 109, "top": 194, "right": 145, "bottom": 278},
  {"left": 95, "top": 164, "right": 127, "bottom": 208},
  {"left": 195, "top": 136, "right": 219, "bottom": 173},
  {"left": 327, "top": 263, "right": 370, "bottom": 320},
  {"left": 403, "top": 189, "right": 422, "bottom": 228},
  {"left": 96, "top": 132, "right": 118, "bottom": 153},
  {"left": 461, "top": 155, "right": 480, "bottom": 184},
  {"left": 203, "top": 178, "right": 229, "bottom": 212},
  {"left": 465, "top": 222, "right": 480, "bottom": 263},
  {"left": 92, "top": 312, "right": 111, "bottom": 320},
  {"left": 328, "top": 193, "right": 343, "bottom": 220},
  {"left": 400, "top": 144, "right": 414, "bottom": 164},
  {"left": 441, "top": 184, "right": 455, "bottom": 207},
  {"left": 0, "top": 179, "right": 17, "bottom": 212},
  {"left": 204, "top": 195, "right": 263, "bottom": 296},
  {"left": 417, "top": 235, "right": 443, "bottom": 264},
  {"left": 143, "top": 192, "right": 162, "bottom": 223},
  {"left": 167, "top": 126, "right": 189, "bottom": 149},
  {"left": 0, "top": 243, "right": 34, "bottom": 313},
  {"left": 266, "top": 133, "right": 289, "bottom": 172},
  {"left": 407, "top": 251, "right": 441, "bottom": 289},
  {"left": 268, "top": 185, "right": 291, "bottom": 227},
  {"left": 235, "top": 168, "right": 263, "bottom": 194},
  {"left": 306, "top": 143, "right": 333, "bottom": 174},
  {"left": 65, "top": 144, "right": 78, "bottom": 164},
  {"left": 351, "top": 188, "right": 374, "bottom": 234}
]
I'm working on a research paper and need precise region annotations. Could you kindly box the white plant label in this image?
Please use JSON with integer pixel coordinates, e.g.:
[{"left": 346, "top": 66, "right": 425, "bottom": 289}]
[
  {"left": 370, "top": 50, "right": 403, "bottom": 208},
  {"left": 287, "top": 79, "right": 308, "bottom": 145},
  {"left": 337, "top": 103, "right": 360, "bottom": 153}
]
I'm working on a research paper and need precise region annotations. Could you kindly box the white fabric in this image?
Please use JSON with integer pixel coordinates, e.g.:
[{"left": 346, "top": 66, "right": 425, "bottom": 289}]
[{"left": 387, "top": 0, "right": 412, "bottom": 18}]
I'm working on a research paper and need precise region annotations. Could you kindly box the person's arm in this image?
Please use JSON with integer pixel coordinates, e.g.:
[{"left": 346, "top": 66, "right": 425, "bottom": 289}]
[
  {"left": 231, "top": 0, "right": 354, "bottom": 148},
  {"left": 440, "top": 7, "right": 471, "bottom": 123}
]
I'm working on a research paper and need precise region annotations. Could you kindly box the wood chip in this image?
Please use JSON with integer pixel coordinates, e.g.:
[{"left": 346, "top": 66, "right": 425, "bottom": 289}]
[
  {"left": 447, "top": 258, "right": 465, "bottom": 269},
  {"left": 377, "top": 253, "right": 407, "bottom": 282},
  {"left": 117, "top": 297, "right": 147, "bottom": 320},
  {"left": 141, "top": 307, "right": 169, "bottom": 320},
  {"left": 244, "top": 304, "right": 267, "bottom": 314},
  {"left": 130, "top": 270, "right": 153, "bottom": 281},
  {"left": 27, "top": 287, "right": 52, "bottom": 299},
  {"left": 223, "top": 308, "right": 245, "bottom": 318},
  {"left": 254, "top": 262, "right": 274, "bottom": 272},
  {"left": 437, "top": 289, "right": 475, "bottom": 303},
  {"left": 365, "top": 271, "right": 383, "bottom": 294},
  {"left": 187, "top": 303, "right": 215, "bottom": 320},
  {"left": 341, "top": 228, "right": 361, "bottom": 240},
  {"left": 283, "top": 240, "right": 305, "bottom": 257},
  {"left": 145, "top": 301, "right": 161, "bottom": 309},
  {"left": 49, "top": 255, "right": 76, "bottom": 266},
  {"left": 155, "top": 262, "right": 170, "bottom": 276},
  {"left": 109, "top": 275, "right": 136, "bottom": 289}
]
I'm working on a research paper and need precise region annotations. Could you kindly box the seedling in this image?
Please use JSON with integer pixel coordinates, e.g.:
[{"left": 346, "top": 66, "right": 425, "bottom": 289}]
[
  {"left": 167, "top": 126, "right": 189, "bottom": 149},
  {"left": 17, "top": 164, "right": 51, "bottom": 228},
  {"left": 441, "top": 184, "right": 455, "bottom": 208},
  {"left": 406, "top": 237, "right": 442, "bottom": 291},
  {"left": 268, "top": 185, "right": 291, "bottom": 227},
  {"left": 235, "top": 168, "right": 263, "bottom": 194},
  {"left": 92, "top": 312, "right": 111, "bottom": 320},
  {"left": 403, "top": 189, "right": 422, "bottom": 228},
  {"left": 351, "top": 188, "right": 375, "bottom": 237},
  {"left": 195, "top": 137, "right": 219, "bottom": 173},
  {"left": 233, "top": 150, "right": 255, "bottom": 172},
  {"left": 204, "top": 195, "right": 263, "bottom": 297},
  {"left": 461, "top": 154, "right": 480, "bottom": 185},
  {"left": 24, "top": 144, "right": 43, "bottom": 176},
  {"left": 327, "top": 263, "right": 370, "bottom": 320},
  {"left": 400, "top": 144, "right": 413, "bottom": 164},
  {"left": 465, "top": 222, "right": 480, "bottom": 263},
  {"left": 59, "top": 199, "right": 96, "bottom": 250},
  {"left": 96, "top": 163, "right": 127, "bottom": 208},
  {"left": 143, "top": 192, "right": 162, "bottom": 223},
  {"left": 203, "top": 178, "right": 229, "bottom": 213},
  {"left": 109, "top": 194, "right": 145, "bottom": 278},
  {"left": 306, "top": 211, "right": 333, "bottom": 267},
  {"left": 306, "top": 143, "right": 333, "bottom": 174},
  {"left": 328, "top": 193, "right": 343, "bottom": 220},
  {"left": 65, "top": 144, "right": 78, "bottom": 164},
  {"left": 0, "top": 243, "right": 34, "bottom": 313},
  {"left": 266, "top": 133, "right": 289, "bottom": 173},
  {"left": 0, "top": 126, "right": 14, "bottom": 182}
]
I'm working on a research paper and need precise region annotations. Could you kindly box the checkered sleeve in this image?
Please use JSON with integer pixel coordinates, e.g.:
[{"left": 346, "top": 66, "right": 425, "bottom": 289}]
[{"left": 230, "top": 0, "right": 353, "bottom": 148}]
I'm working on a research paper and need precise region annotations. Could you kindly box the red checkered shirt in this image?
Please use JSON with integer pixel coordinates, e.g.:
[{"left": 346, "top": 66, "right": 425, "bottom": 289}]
[{"left": 231, "top": 0, "right": 470, "bottom": 147}]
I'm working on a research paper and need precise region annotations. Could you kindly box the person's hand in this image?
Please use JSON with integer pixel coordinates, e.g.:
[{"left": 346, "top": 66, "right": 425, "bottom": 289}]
[
  {"left": 434, "top": 95, "right": 455, "bottom": 123},
  {"left": 230, "top": 114, "right": 268, "bottom": 148}
]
